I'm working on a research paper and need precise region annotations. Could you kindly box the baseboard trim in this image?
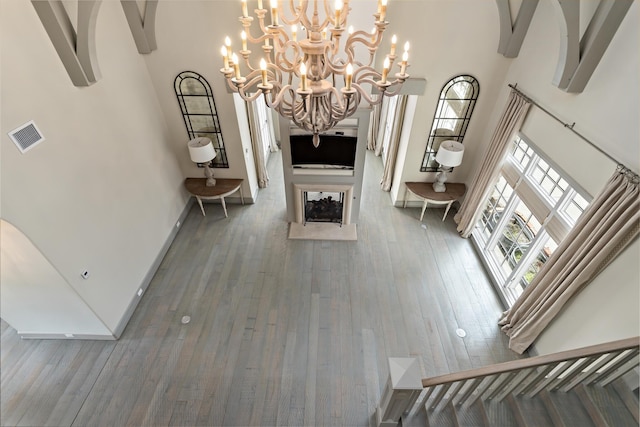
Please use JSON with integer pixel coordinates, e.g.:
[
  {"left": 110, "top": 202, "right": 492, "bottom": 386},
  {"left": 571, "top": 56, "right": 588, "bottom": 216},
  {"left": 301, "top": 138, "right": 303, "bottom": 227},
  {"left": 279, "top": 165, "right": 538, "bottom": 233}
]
[{"left": 112, "top": 199, "right": 194, "bottom": 339}]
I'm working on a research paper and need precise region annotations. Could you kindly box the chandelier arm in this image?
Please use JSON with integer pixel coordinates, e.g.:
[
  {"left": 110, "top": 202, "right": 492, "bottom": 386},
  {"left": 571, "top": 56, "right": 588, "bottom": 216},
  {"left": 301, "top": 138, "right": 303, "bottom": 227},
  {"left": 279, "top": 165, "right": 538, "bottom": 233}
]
[
  {"left": 273, "top": 40, "right": 302, "bottom": 73},
  {"left": 317, "top": 15, "right": 332, "bottom": 32},
  {"left": 286, "top": 0, "right": 299, "bottom": 17},
  {"left": 254, "top": 10, "right": 273, "bottom": 36},
  {"left": 291, "top": 95, "right": 312, "bottom": 129},
  {"left": 279, "top": 0, "right": 304, "bottom": 26},
  {"left": 225, "top": 76, "right": 239, "bottom": 93},
  {"left": 240, "top": 18, "right": 268, "bottom": 45},
  {"left": 352, "top": 67, "right": 379, "bottom": 81},
  {"left": 271, "top": 25, "right": 290, "bottom": 46},
  {"left": 296, "top": 0, "right": 314, "bottom": 30},
  {"left": 330, "top": 32, "right": 341, "bottom": 56},
  {"left": 349, "top": 30, "right": 382, "bottom": 50},
  {"left": 234, "top": 75, "right": 268, "bottom": 101},
  {"left": 241, "top": 55, "right": 258, "bottom": 73},
  {"left": 331, "top": 92, "right": 351, "bottom": 123},
  {"left": 263, "top": 83, "right": 294, "bottom": 110},
  {"left": 317, "top": 95, "right": 333, "bottom": 128},
  {"left": 322, "top": 0, "right": 334, "bottom": 26},
  {"left": 324, "top": 54, "right": 348, "bottom": 75},
  {"left": 338, "top": 92, "right": 360, "bottom": 122},
  {"left": 380, "top": 79, "right": 409, "bottom": 97},
  {"left": 350, "top": 82, "right": 383, "bottom": 106},
  {"left": 323, "top": 40, "right": 353, "bottom": 77},
  {"left": 241, "top": 89, "right": 265, "bottom": 103},
  {"left": 326, "top": 85, "right": 347, "bottom": 112}
]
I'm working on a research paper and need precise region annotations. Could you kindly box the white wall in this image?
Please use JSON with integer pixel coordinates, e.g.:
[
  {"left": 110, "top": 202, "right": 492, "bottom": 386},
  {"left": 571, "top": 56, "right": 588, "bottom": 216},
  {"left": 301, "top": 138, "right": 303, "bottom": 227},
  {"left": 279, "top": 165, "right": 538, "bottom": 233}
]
[
  {"left": 1, "top": 221, "right": 111, "bottom": 337},
  {"left": 0, "top": 0, "right": 186, "bottom": 334},
  {"left": 139, "top": 0, "right": 259, "bottom": 201},
  {"left": 488, "top": 0, "right": 639, "bottom": 354},
  {"left": 385, "top": 0, "right": 512, "bottom": 204}
]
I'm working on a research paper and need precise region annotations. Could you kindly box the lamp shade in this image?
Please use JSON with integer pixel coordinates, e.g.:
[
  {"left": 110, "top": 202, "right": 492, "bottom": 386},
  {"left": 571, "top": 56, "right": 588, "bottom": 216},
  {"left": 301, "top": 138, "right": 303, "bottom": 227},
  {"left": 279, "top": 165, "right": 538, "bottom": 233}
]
[
  {"left": 188, "top": 137, "right": 217, "bottom": 163},
  {"left": 435, "top": 140, "right": 465, "bottom": 167}
]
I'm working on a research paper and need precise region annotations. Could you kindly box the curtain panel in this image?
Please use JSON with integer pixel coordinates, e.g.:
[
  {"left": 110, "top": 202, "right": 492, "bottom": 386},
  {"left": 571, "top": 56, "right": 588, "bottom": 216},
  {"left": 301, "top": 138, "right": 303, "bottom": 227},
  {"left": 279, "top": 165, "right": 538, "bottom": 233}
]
[
  {"left": 380, "top": 95, "right": 408, "bottom": 192},
  {"left": 454, "top": 90, "right": 531, "bottom": 237},
  {"left": 247, "top": 102, "right": 269, "bottom": 188},
  {"left": 499, "top": 166, "right": 640, "bottom": 354},
  {"left": 368, "top": 100, "right": 382, "bottom": 151}
]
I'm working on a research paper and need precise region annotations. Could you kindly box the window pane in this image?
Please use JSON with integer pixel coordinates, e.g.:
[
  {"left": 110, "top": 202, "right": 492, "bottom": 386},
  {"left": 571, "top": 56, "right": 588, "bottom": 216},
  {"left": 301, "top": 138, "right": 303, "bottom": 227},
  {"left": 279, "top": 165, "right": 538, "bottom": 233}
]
[
  {"left": 562, "top": 192, "right": 589, "bottom": 225},
  {"left": 478, "top": 176, "right": 513, "bottom": 241},
  {"left": 510, "top": 136, "right": 534, "bottom": 168},
  {"left": 522, "top": 238, "right": 558, "bottom": 288},
  {"left": 530, "top": 158, "right": 568, "bottom": 204},
  {"left": 495, "top": 201, "right": 538, "bottom": 278}
]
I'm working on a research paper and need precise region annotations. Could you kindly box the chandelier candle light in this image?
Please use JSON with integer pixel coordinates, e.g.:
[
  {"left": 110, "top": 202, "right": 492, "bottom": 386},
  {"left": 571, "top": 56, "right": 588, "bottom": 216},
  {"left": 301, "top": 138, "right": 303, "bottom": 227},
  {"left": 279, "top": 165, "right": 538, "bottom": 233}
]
[{"left": 220, "top": 0, "right": 410, "bottom": 147}]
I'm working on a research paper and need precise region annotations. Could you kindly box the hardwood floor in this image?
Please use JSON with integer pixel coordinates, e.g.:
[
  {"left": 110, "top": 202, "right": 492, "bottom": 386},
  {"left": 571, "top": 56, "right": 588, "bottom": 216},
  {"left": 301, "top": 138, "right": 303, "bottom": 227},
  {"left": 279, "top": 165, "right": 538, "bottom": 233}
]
[{"left": 1, "top": 150, "right": 525, "bottom": 427}]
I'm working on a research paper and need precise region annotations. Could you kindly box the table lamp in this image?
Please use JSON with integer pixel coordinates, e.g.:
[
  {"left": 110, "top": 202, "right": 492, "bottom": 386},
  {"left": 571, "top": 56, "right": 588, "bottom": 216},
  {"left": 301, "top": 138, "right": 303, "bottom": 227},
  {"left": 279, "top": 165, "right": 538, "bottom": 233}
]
[
  {"left": 188, "top": 137, "right": 217, "bottom": 186},
  {"left": 433, "top": 140, "right": 464, "bottom": 193}
]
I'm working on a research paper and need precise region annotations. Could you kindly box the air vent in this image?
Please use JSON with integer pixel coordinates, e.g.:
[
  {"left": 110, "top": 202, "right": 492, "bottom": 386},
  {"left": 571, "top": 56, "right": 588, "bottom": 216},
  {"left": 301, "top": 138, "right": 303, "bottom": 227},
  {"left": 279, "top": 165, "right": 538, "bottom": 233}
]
[{"left": 8, "top": 120, "right": 45, "bottom": 154}]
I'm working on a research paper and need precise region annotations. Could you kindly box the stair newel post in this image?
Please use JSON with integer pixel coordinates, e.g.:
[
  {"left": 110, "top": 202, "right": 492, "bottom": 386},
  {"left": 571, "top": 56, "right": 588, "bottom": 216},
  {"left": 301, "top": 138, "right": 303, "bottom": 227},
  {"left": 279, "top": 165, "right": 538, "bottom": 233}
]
[{"left": 376, "top": 357, "right": 423, "bottom": 427}]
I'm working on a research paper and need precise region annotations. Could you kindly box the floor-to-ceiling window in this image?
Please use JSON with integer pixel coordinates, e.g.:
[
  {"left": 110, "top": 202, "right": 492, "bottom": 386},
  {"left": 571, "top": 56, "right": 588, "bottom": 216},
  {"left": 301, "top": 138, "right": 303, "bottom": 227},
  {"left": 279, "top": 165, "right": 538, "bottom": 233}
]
[
  {"left": 472, "top": 134, "right": 590, "bottom": 305},
  {"left": 254, "top": 95, "right": 273, "bottom": 161},
  {"left": 380, "top": 95, "right": 398, "bottom": 166}
]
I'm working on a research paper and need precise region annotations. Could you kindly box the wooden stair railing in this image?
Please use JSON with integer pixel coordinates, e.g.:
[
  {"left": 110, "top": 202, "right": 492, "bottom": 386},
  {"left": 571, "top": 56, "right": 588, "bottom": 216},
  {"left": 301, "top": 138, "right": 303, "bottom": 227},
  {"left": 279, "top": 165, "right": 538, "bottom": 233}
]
[{"left": 411, "top": 337, "right": 639, "bottom": 415}]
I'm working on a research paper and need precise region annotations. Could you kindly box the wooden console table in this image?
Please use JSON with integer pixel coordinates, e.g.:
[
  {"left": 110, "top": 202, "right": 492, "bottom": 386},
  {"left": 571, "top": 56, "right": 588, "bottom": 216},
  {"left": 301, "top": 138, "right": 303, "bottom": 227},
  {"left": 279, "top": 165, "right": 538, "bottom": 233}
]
[
  {"left": 403, "top": 182, "right": 466, "bottom": 222},
  {"left": 184, "top": 178, "right": 244, "bottom": 217}
]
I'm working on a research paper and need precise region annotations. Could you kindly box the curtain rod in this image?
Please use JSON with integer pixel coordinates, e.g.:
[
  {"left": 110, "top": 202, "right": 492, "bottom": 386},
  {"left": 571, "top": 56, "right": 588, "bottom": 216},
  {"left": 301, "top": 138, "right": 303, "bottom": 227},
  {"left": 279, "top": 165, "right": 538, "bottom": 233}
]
[{"left": 508, "top": 83, "right": 635, "bottom": 175}]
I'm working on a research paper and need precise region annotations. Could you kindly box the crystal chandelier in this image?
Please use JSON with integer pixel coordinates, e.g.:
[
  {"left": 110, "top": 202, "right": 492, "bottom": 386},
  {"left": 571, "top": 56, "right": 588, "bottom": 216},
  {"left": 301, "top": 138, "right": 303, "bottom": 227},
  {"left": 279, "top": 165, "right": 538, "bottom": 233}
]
[{"left": 220, "top": 0, "right": 410, "bottom": 147}]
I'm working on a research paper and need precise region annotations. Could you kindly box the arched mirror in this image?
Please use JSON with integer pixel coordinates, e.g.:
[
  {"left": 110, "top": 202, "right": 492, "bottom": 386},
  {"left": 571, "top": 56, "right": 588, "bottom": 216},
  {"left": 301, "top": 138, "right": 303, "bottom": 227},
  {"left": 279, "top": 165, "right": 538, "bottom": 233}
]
[
  {"left": 421, "top": 75, "right": 479, "bottom": 172},
  {"left": 174, "top": 71, "right": 229, "bottom": 168}
]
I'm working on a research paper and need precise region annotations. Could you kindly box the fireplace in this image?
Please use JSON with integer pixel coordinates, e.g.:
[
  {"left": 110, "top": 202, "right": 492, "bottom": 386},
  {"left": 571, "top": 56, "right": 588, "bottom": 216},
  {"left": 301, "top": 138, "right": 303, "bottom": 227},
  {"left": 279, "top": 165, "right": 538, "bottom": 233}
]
[
  {"left": 304, "top": 191, "right": 344, "bottom": 225},
  {"left": 289, "top": 184, "right": 356, "bottom": 240}
]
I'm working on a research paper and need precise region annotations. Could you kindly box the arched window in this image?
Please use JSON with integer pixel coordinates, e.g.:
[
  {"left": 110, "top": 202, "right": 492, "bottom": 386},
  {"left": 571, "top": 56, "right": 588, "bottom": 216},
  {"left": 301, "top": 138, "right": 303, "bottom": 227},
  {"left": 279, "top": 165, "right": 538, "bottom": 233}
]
[
  {"left": 421, "top": 75, "right": 479, "bottom": 172},
  {"left": 174, "top": 71, "right": 229, "bottom": 168}
]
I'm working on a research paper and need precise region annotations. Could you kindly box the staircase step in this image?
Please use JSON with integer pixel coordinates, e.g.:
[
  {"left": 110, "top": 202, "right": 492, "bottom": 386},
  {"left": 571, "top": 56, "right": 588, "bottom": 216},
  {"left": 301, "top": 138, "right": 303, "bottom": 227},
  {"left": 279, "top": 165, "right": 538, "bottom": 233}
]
[
  {"left": 479, "top": 398, "right": 518, "bottom": 426},
  {"left": 612, "top": 378, "right": 639, "bottom": 425},
  {"left": 577, "top": 383, "right": 638, "bottom": 427},
  {"left": 426, "top": 400, "right": 457, "bottom": 427},
  {"left": 450, "top": 401, "right": 485, "bottom": 427},
  {"left": 506, "top": 393, "right": 553, "bottom": 427},
  {"left": 540, "top": 389, "right": 595, "bottom": 427}
]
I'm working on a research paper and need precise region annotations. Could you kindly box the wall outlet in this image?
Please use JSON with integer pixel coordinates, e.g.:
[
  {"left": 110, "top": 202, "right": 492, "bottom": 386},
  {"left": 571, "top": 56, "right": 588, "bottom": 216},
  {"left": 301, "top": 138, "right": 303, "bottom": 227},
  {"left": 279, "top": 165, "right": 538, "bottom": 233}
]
[
  {"left": 137, "top": 288, "right": 143, "bottom": 297},
  {"left": 176, "top": 220, "right": 181, "bottom": 228},
  {"left": 81, "top": 270, "right": 90, "bottom": 279},
  {"left": 65, "top": 333, "right": 74, "bottom": 338}
]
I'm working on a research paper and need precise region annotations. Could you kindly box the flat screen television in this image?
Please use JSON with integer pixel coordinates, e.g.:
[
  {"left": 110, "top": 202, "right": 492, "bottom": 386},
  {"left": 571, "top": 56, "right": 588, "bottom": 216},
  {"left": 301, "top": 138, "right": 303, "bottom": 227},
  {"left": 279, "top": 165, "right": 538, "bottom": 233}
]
[{"left": 290, "top": 133, "right": 357, "bottom": 169}]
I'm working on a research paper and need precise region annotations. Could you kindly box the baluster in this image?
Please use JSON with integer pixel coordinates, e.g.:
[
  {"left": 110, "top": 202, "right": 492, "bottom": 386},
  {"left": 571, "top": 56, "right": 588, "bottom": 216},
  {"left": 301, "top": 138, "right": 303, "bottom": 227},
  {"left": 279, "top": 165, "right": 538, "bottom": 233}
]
[
  {"left": 598, "top": 351, "right": 640, "bottom": 386},
  {"left": 486, "top": 372, "right": 516, "bottom": 400},
  {"left": 468, "top": 375, "right": 500, "bottom": 406},
  {"left": 441, "top": 381, "right": 465, "bottom": 408},
  {"left": 551, "top": 357, "right": 596, "bottom": 391},
  {"left": 455, "top": 378, "right": 484, "bottom": 408},
  {"left": 561, "top": 353, "right": 618, "bottom": 391},
  {"left": 586, "top": 349, "right": 639, "bottom": 386},
  {"left": 526, "top": 362, "right": 569, "bottom": 397},
  {"left": 429, "top": 383, "right": 452, "bottom": 410},
  {"left": 494, "top": 368, "right": 534, "bottom": 402}
]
